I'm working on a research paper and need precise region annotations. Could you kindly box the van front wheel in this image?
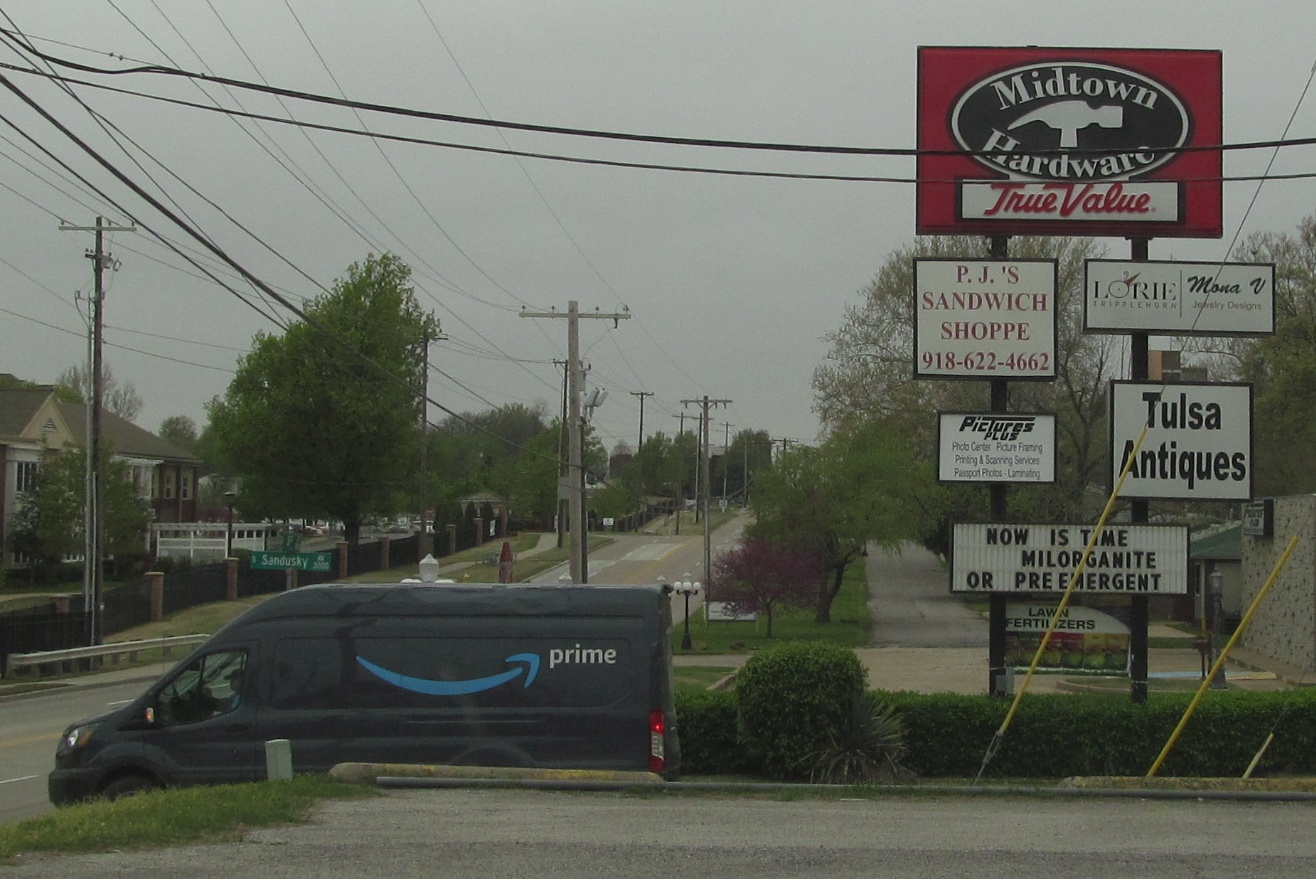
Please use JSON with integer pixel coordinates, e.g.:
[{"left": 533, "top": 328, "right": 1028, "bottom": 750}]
[{"left": 101, "top": 773, "right": 161, "bottom": 801}]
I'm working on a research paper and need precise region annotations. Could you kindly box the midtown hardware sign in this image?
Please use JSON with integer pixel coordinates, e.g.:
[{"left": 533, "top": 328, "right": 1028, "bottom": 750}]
[{"left": 917, "top": 47, "right": 1222, "bottom": 238}]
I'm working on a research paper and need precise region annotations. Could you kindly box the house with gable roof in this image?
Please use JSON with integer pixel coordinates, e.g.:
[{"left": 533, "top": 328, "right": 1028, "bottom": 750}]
[{"left": 0, "top": 376, "right": 203, "bottom": 567}]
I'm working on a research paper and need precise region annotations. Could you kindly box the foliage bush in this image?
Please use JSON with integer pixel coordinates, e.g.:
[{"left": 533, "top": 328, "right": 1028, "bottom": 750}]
[
  {"left": 674, "top": 688, "right": 759, "bottom": 776},
  {"left": 883, "top": 689, "right": 1316, "bottom": 778},
  {"left": 677, "top": 686, "right": 1316, "bottom": 781},
  {"left": 735, "top": 641, "right": 868, "bottom": 780},
  {"left": 805, "top": 691, "right": 908, "bottom": 784}
]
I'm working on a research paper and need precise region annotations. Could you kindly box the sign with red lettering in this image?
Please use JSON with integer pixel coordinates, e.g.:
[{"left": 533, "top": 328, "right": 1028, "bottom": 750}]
[
  {"left": 914, "top": 259, "right": 1057, "bottom": 380},
  {"left": 917, "top": 47, "right": 1222, "bottom": 238}
]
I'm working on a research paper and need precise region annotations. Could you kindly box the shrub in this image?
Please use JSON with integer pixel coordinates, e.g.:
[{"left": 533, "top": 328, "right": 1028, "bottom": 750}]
[
  {"left": 675, "top": 688, "right": 759, "bottom": 776},
  {"left": 882, "top": 689, "right": 1316, "bottom": 779},
  {"left": 735, "top": 641, "right": 868, "bottom": 780},
  {"left": 806, "top": 692, "right": 908, "bottom": 784}
]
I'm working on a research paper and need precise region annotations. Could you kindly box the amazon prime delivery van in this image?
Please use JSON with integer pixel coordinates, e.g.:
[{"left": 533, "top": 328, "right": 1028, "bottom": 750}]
[{"left": 49, "top": 583, "right": 680, "bottom": 804}]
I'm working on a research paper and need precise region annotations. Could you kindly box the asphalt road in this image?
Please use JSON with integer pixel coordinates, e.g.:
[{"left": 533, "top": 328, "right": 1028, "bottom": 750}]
[
  {"left": 866, "top": 542, "right": 985, "bottom": 648},
  {"left": 0, "top": 679, "right": 152, "bottom": 824},
  {"left": 9, "top": 788, "right": 1316, "bottom": 878}
]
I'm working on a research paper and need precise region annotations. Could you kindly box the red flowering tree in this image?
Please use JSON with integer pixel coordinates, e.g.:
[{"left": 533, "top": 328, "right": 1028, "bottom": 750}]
[{"left": 710, "top": 537, "right": 821, "bottom": 638}]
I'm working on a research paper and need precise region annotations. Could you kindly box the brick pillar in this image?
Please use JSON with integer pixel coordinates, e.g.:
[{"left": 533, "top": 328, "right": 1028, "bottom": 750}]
[
  {"left": 148, "top": 572, "right": 165, "bottom": 622},
  {"left": 226, "top": 557, "right": 239, "bottom": 601},
  {"left": 446, "top": 524, "right": 457, "bottom": 556},
  {"left": 337, "top": 540, "right": 350, "bottom": 579},
  {"left": 380, "top": 536, "right": 391, "bottom": 571},
  {"left": 474, "top": 518, "right": 484, "bottom": 547}
]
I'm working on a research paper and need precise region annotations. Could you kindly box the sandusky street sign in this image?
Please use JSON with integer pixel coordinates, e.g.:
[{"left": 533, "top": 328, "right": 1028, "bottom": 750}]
[{"left": 251, "top": 550, "right": 333, "bottom": 572}]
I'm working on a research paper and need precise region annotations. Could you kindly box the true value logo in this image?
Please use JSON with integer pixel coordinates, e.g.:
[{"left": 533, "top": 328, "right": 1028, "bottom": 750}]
[{"left": 951, "top": 61, "right": 1190, "bottom": 223}]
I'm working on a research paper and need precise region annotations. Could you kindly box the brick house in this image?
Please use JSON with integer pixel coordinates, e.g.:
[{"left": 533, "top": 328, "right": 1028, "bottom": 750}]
[{"left": 0, "top": 380, "right": 202, "bottom": 567}]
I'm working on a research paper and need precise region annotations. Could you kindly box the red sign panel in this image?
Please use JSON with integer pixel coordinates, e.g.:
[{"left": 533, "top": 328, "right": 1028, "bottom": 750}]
[{"left": 917, "top": 47, "right": 1222, "bottom": 238}]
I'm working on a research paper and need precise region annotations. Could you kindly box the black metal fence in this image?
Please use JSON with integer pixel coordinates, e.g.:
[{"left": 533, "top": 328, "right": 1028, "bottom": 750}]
[
  {"left": 0, "top": 607, "right": 90, "bottom": 676},
  {"left": 2, "top": 530, "right": 426, "bottom": 677}
]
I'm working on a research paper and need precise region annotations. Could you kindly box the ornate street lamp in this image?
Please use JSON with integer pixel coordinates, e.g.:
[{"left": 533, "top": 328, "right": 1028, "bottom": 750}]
[{"left": 673, "top": 573, "right": 702, "bottom": 651}]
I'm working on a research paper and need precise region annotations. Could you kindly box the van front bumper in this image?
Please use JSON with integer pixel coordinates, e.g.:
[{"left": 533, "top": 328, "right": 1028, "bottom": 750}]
[{"left": 48, "top": 768, "right": 102, "bottom": 806}]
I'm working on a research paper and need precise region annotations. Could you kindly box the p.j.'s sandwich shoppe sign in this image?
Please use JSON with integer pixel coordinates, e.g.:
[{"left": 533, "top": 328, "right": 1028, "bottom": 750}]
[{"left": 917, "top": 47, "right": 1222, "bottom": 238}]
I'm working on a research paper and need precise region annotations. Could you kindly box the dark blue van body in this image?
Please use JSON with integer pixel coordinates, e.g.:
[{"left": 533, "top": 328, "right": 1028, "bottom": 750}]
[{"left": 49, "top": 583, "right": 679, "bottom": 804}]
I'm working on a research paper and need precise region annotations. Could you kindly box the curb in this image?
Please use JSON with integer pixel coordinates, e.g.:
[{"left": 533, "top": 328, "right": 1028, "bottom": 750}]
[
  {"left": 332, "top": 762, "right": 663, "bottom": 786},
  {"left": 364, "top": 774, "right": 1316, "bottom": 802}
]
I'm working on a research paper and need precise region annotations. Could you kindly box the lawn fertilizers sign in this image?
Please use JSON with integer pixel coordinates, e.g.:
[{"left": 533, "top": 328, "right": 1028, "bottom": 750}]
[
  {"left": 1109, "top": 381, "right": 1252, "bottom": 501},
  {"left": 951, "top": 523, "right": 1189, "bottom": 594},
  {"left": 914, "top": 259, "right": 1056, "bottom": 379},
  {"left": 917, "top": 47, "right": 1222, "bottom": 238}
]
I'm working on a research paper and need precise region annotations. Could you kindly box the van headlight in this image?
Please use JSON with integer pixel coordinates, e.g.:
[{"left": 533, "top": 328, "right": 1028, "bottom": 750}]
[{"left": 62, "top": 723, "right": 99, "bottom": 751}]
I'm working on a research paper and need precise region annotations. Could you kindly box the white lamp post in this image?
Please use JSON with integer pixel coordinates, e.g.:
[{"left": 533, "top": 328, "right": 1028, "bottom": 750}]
[{"left": 674, "top": 573, "right": 702, "bottom": 651}]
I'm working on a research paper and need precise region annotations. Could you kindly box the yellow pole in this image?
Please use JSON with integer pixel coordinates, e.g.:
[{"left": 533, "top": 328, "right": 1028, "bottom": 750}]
[
  {"left": 986, "top": 425, "right": 1148, "bottom": 748},
  {"left": 1146, "top": 534, "right": 1300, "bottom": 778}
]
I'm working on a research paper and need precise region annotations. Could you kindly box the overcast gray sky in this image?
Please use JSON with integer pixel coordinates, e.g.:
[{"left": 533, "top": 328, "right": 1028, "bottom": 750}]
[{"left": 2, "top": 1, "right": 1314, "bottom": 453}]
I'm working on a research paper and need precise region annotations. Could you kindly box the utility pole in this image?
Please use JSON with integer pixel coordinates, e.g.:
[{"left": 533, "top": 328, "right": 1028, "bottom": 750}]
[
  {"left": 521, "top": 302, "right": 629, "bottom": 583},
  {"left": 60, "top": 216, "right": 135, "bottom": 647},
  {"left": 553, "top": 359, "right": 569, "bottom": 548},
  {"left": 721, "top": 421, "right": 733, "bottom": 503},
  {"left": 416, "top": 328, "right": 446, "bottom": 558},
  {"left": 682, "top": 396, "right": 731, "bottom": 595},
  {"left": 629, "top": 391, "right": 653, "bottom": 452}
]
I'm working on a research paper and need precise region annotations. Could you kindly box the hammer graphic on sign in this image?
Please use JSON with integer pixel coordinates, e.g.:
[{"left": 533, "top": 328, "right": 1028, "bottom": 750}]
[{"left": 1009, "top": 100, "right": 1124, "bottom": 149}]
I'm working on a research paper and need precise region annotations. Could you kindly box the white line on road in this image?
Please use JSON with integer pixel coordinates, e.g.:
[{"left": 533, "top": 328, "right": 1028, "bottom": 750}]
[{"left": 0, "top": 775, "right": 38, "bottom": 786}]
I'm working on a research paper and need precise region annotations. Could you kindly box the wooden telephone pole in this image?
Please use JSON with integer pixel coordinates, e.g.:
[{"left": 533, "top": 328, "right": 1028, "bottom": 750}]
[
  {"left": 60, "top": 216, "right": 135, "bottom": 646},
  {"left": 521, "top": 302, "right": 629, "bottom": 582}
]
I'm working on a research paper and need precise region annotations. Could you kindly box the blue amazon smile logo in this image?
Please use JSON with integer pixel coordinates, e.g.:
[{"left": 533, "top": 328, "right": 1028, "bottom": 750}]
[{"left": 356, "top": 653, "right": 540, "bottom": 696}]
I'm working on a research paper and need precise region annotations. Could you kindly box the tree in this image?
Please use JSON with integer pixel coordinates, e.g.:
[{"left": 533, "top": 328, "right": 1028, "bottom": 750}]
[
  {"left": 710, "top": 537, "right": 821, "bottom": 637},
  {"left": 1194, "top": 214, "right": 1316, "bottom": 495},
  {"left": 6, "top": 450, "right": 150, "bottom": 583},
  {"left": 749, "top": 418, "right": 930, "bottom": 622},
  {"left": 813, "top": 235, "right": 1119, "bottom": 545},
  {"left": 158, "top": 415, "right": 199, "bottom": 454},
  {"left": 57, "top": 363, "right": 144, "bottom": 422},
  {"left": 205, "top": 253, "right": 440, "bottom": 543}
]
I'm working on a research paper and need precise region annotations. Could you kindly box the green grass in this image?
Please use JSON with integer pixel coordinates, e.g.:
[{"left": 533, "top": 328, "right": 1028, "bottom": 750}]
[
  {"left": 0, "top": 775, "right": 375, "bottom": 860},
  {"left": 673, "top": 563, "right": 872, "bottom": 655}
]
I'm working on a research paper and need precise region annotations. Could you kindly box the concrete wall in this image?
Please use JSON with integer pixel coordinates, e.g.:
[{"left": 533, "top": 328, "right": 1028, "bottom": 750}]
[{"left": 1240, "top": 495, "right": 1316, "bottom": 672}]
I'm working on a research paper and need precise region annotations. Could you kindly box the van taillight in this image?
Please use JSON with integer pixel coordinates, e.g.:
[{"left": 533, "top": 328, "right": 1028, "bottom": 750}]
[{"left": 648, "top": 709, "right": 666, "bottom": 775}]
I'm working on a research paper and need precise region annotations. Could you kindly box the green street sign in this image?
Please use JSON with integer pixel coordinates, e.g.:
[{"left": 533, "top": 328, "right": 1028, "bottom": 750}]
[{"left": 251, "top": 550, "right": 333, "bottom": 572}]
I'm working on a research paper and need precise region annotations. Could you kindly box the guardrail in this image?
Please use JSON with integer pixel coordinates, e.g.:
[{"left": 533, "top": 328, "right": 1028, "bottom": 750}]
[{"left": 4, "top": 634, "right": 209, "bottom": 679}]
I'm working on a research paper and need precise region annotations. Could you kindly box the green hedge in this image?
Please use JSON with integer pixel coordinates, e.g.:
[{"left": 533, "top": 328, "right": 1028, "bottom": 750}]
[
  {"left": 676, "top": 687, "right": 1316, "bottom": 779},
  {"left": 736, "top": 641, "right": 869, "bottom": 780}
]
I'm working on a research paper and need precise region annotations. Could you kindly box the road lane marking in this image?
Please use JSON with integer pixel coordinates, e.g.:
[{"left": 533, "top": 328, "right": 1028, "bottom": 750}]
[
  {"left": 624, "top": 543, "right": 680, "bottom": 562},
  {"left": 0, "top": 733, "right": 59, "bottom": 750},
  {"left": 0, "top": 775, "right": 39, "bottom": 785}
]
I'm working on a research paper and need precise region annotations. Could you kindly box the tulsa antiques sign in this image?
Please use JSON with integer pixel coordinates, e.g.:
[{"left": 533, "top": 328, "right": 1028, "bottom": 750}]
[
  {"left": 917, "top": 47, "right": 1222, "bottom": 238},
  {"left": 1109, "top": 381, "right": 1253, "bottom": 501}
]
